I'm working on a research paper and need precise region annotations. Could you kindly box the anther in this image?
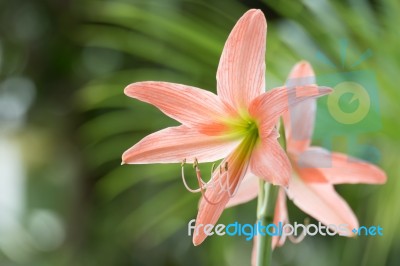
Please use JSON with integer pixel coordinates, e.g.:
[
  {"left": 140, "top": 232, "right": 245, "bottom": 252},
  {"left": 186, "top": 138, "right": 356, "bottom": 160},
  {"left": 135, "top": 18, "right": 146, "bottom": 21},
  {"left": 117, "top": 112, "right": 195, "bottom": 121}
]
[{"left": 193, "top": 158, "right": 199, "bottom": 169}]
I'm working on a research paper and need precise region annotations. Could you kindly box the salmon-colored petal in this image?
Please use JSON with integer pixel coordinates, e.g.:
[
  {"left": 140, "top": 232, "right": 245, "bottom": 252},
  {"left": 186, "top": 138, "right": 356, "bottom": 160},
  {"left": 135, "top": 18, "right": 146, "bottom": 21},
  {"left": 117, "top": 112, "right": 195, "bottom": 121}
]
[
  {"left": 122, "top": 125, "right": 239, "bottom": 164},
  {"left": 293, "top": 147, "right": 329, "bottom": 183},
  {"left": 193, "top": 140, "right": 251, "bottom": 245},
  {"left": 249, "top": 130, "right": 291, "bottom": 186},
  {"left": 124, "top": 81, "right": 230, "bottom": 135},
  {"left": 272, "top": 188, "right": 288, "bottom": 249},
  {"left": 225, "top": 173, "right": 259, "bottom": 208},
  {"left": 298, "top": 147, "right": 387, "bottom": 184},
  {"left": 249, "top": 86, "right": 332, "bottom": 137},
  {"left": 283, "top": 61, "right": 317, "bottom": 154},
  {"left": 294, "top": 165, "right": 328, "bottom": 183},
  {"left": 217, "top": 9, "right": 266, "bottom": 110},
  {"left": 287, "top": 175, "right": 359, "bottom": 236},
  {"left": 193, "top": 192, "right": 230, "bottom": 246}
]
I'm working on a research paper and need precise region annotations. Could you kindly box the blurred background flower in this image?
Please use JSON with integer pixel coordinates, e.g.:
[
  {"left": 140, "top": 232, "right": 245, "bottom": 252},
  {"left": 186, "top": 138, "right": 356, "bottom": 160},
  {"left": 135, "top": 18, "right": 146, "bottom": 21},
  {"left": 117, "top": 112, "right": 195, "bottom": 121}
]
[{"left": 0, "top": 0, "right": 399, "bottom": 265}]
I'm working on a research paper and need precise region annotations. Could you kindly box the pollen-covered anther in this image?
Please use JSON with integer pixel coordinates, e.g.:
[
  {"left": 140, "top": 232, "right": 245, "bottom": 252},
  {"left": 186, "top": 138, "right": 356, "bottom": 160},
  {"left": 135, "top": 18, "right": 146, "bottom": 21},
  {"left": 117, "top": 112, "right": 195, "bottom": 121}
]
[{"left": 193, "top": 158, "right": 199, "bottom": 169}]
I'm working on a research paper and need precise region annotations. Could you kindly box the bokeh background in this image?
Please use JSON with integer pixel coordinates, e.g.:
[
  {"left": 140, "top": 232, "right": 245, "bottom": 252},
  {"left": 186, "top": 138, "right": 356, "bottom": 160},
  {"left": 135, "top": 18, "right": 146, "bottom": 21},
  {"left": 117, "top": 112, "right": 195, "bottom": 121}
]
[{"left": 0, "top": 0, "right": 399, "bottom": 265}]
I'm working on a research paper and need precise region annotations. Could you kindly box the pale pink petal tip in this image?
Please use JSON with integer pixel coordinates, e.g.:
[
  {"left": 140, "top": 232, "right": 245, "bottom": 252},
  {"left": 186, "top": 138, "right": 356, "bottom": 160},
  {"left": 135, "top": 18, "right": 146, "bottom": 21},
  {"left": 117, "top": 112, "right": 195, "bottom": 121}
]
[
  {"left": 246, "top": 8, "right": 264, "bottom": 15},
  {"left": 290, "top": 61, "right": 314, "bottom": 79},
  {"left": 317, "top": 86, "right": 333, "bottom": 96},
  {"left": 193, "top": 237, "right": 202, "bottom": 246}
]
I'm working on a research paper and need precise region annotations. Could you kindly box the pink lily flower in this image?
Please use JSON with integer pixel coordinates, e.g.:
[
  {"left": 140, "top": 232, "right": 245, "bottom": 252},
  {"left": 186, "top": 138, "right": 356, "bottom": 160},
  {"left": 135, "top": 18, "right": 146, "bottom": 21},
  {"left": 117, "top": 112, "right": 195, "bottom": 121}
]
[
  {"left": 226, "top": 61, "right": 387, "bottom": 264},
  {"left": 121, "top": 10, "right": 331, "bottom": 246}
]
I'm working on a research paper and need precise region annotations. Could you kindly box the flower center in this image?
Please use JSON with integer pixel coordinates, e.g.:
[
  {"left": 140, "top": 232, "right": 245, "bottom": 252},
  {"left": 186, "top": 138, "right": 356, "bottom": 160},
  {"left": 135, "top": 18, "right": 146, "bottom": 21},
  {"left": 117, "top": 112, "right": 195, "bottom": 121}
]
[
  {"left": 180, "top": 117, "right": 260, "bottom": 202},
  {"left": 224, "top": 110, "right": 260, "bottom": 141},
  {"left": 244, "top": 119, "right": 259, "bottom": 140},
  {"left": 180, "top": 113, "right": 261, "bottom": 202}
]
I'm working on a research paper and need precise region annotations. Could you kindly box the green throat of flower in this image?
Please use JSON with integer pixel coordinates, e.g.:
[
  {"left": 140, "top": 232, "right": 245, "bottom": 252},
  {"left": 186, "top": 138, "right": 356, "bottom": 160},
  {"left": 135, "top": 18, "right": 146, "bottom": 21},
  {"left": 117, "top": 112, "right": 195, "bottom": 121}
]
[
  {"left": 181, "top": 116, "right": 261, "bottom": 201},
  {"left": 245, "top": 119, "right": 259, "bottom": 140},
  {"left": 228, "top": 113, "right": 260, "bottom": 147},
  {"left": 236, "top": 119, "right": 259, "bottom": 160}
]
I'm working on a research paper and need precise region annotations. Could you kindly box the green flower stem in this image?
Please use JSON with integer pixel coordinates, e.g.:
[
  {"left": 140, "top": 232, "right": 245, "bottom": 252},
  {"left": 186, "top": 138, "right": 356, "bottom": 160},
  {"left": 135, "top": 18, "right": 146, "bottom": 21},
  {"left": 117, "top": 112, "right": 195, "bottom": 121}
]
[
  {"left": 256, "top": 181, "right": 279, "bottom": 266},
  {"left": 256, "top": 120, "right": 287, "bottom": 266}
]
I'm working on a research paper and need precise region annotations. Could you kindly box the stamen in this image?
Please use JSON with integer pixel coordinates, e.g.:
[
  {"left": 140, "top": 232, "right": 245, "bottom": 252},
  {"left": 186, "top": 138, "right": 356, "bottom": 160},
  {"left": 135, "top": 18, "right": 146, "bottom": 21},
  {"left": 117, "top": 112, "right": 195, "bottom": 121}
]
[
  {"left": 181, "top": 159, "right": 201, "bottom": 193},
  {"left": 212, "top": 161, "right": 238, "bottom": 197},
  {"left": 223, "top": 162, "right": 239, "bottom": 197},
  {"left": 273, "top": 210, "right": 309, "bottom": 247},
  {"left": 208, "top": 163, "right": 216, "bottom": 189},
  {"left": 192, "top": 158, "right": 207, "bottom": 186},
  {"left": 218, "top": 165, "right": 228, "bottom": 192},
  {"left": 288, "top": 232, "right": 306, "bottom": 244},
  {"left": 180, "top": 158, "right": 224, "bottom": 204},
  {"left": 192, "top": 158, "right": 210, "bottom": 186},
  {"left": 287, "top": 218, "right": 309, "bottom": 244},
  {"left": 228, "top": 176, "right": 241, "bottom": 198},
  {"left": 225, "top": 169, "right": 235, "bottom": 197},
  {"left": 218, "top": 164, "right": 236, "bottom": 196},
  {"left": 194, "top": 160, "right": 224, "bottom": 205},
  {"left": 180, "top": 158, "right": 237, "bottom": 204},
  {"left": 277, "top": 232, "right": 287, "bottom": 247}
]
